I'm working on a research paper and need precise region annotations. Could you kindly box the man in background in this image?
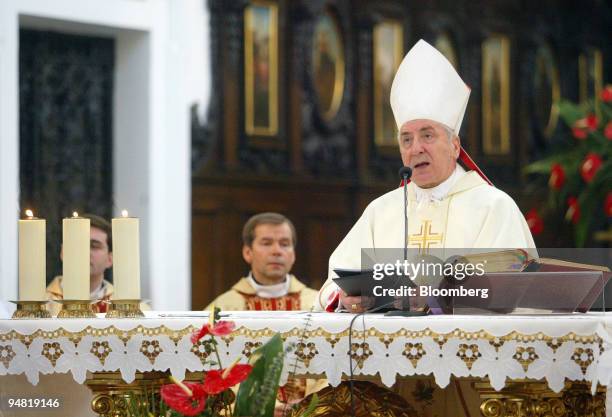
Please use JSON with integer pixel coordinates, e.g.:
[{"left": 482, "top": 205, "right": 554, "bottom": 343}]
[
  {"left": 46, "top": 213, "right": 114, "bottom": 315},
  {"left": 206, "top": 212, "right": 317, "bottom": 311},
  {"left": 205, "top": 212, "right": 319, "bottom": 411}
]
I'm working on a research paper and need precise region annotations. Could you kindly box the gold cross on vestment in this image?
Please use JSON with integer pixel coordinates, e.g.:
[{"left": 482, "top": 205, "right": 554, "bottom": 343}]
[{"left": 408, "top": 220, "right": 443, "bottom": 254}]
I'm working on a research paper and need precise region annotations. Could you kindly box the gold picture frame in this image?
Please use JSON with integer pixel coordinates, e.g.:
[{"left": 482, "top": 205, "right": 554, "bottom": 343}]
[
  {"left": 312, "top": 9, "right": 345, "bottom": 121},
  {"left": 373, "top": 20, "right": 403, "bottom": 147},
  {"left": 482, "top": 35, "right": 511, "bottom": 156},
  {"left": 579, "top": 48, "right": 603, "bottom": 111},
  {"left": 533, "top": 44, "right": 560, "bottom": 139},
  {"left": 244, "top": 1, "right": 279, "bottom": 137}
]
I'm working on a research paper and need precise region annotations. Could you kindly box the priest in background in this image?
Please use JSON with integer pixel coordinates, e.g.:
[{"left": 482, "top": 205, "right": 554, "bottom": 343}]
[
  {"left": 206, "top": 212, "right": 317, "bottom": 311},
  {"left": 315, "top": 39, "right": 536, "bottom": 312},
  {"left": 205, "top": 213, "right": 319, "bottom": 410},
  {"left": 46, "top": 214, "right": 114, "bottom": 315}
]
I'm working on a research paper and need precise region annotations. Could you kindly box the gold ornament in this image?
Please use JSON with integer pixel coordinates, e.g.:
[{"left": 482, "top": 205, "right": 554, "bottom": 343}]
[
  {"left": 105, "top": 300, "right": 144, "bottom": 318},
  {"left": 11, "top": 301, "right": 51, "bottom": 319},
  {"left": 286, "top": 381, "right": 418, "bottom": 417}
]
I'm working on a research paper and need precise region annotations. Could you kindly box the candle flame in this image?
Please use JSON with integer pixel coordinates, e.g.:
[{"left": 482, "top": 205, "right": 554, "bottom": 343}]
[
  {"left": 121, "top": 210, "right": 129, "bottom": 217},
  {"left": 25, "top": 209, "right": 34, "bottom": 218},
  {"left": 72, "top": 211, "right": 79, "bottom": 218}
]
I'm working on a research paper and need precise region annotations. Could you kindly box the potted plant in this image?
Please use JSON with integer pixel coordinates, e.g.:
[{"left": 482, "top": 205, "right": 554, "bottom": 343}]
[{"left": 524, "top": 85, "right": 611, "bottom": 246}]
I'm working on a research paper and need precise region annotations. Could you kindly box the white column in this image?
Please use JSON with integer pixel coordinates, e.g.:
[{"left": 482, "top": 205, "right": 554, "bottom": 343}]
[
  {"left": 0, "top": 4, "right": 19, "bottom": 302},
  {"left": 113, "top": 28, "right": 152, "bottom": 303},
  {"left": 147, "top": 0, "right": 191, "bottom": 311}
]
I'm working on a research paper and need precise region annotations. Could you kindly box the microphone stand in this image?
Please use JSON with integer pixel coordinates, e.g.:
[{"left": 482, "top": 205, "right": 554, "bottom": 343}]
[{"left": 385, "top": 166, "right": 428, "bottom": 317}]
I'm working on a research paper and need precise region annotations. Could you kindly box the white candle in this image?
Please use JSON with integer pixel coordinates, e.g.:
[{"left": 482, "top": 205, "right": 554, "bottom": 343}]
[
  {"left": 112, "top": 210, "right": 141, "bottom": 299},
  {"left": 18, "top": 210, "right": 46, "bottom": 301},
  {"left": 63, "top": 212, "right": 90, "bottom": 300}
]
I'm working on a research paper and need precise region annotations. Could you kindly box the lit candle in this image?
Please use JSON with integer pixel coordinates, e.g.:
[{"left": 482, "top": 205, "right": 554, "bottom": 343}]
[
  {"left": 62, "top": 212, "right": 90, "bottom": 300},
  {"left": 18, "top": 210, "right": 46, "bottom": 301},
  {"left": 112, "top": 210, "right": 141, "bottom": 299}
]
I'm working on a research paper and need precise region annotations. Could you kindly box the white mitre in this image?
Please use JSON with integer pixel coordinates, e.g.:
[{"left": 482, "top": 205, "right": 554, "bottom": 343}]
[{"left": 390, "top": 39, "right": 471, "bottom": 133}]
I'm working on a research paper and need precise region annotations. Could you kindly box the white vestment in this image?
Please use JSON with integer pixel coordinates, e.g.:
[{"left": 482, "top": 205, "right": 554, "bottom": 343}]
[{"left": 315, "top": 167, "right": 536, "bottom": 310}]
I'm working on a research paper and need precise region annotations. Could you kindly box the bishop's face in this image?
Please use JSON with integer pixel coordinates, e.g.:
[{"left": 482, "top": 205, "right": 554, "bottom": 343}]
[{"left": 398, "top": 119, "right": 460, "bottom": 188}]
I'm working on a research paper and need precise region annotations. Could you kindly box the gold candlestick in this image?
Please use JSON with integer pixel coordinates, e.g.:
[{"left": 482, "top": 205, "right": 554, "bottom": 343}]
[
  {"left": 57, "top": 300, "right": 96, "bottom": 318},
  {"left": 11, "top": 301, "right": 51, "bottom": 319},
  {"left": 105, "top": 300, "right": 144, "bottom": 318}
]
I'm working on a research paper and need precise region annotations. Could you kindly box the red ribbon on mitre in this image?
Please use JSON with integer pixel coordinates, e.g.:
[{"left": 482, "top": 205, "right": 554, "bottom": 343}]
[{"left": 400, "top": 147, "right": 492, "bottom": 187}]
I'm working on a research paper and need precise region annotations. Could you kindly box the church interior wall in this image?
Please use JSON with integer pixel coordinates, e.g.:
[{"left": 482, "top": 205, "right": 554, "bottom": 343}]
[{"left": 0, "top": 0, "right": 208, "bottom": 309}]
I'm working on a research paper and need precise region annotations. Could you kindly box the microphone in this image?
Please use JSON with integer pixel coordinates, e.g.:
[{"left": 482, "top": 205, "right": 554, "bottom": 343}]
[
  {"left": 398, "top": 167, "right": 412, "bottom": 261},
  {"left": 399, "top": 166, "right": 412, "bottom": 182}
]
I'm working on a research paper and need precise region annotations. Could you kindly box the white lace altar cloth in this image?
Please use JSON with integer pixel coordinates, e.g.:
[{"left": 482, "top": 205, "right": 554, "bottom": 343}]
[{"left": 1, "top": 311, "right": 610, "bottom": 394}]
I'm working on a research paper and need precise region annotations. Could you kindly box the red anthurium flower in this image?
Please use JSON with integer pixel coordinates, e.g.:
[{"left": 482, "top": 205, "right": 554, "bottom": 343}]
[
  {"left": 191, "top": 321, "right": 236, "bottom": 344},
  {"left": 580, "top": 153, "right": 603, "bottom": 183},
  {"left": 525, "top": 209, "right": 544, "bottom": 235},
  {"left": 566, "top": 197, "right": 581, "bottom": 225},
  {"left": 585, "top": 114, "right": 598, "bottom": 131},
  {"left": 605, "top": 122, "right": 612, "bottom": 140},
  {"left": 605, "top": 193, "right": 612, "bottom": 217},
  {"left": 548, "top": 163, "right": 566, "bottom": 190},
  {"left": 572, "top": 127, "right": 588, "bottom": 140},
  {"left": 161, "top": 380, "right": 208, "bottom": 416},
  {"left": 191, "top": 325, "right": 210, "bottom": 345},
  {"left": 601, "top": 85, "right": 612, "bottom": 102},
  {"left": 209, "top": 321, "right": 236, "bottom": 336},
  {"left": 203, "top": 364, "right": 253, "bottom": 395}
]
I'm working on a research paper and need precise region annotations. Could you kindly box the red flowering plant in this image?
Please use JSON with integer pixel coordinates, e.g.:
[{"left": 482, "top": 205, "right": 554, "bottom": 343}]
[
  {"left": 525, "top": 85, "right": 611, "bottom": 246},
  {"left": 127, "top": 305, "right": 317, "bottom": 417}
]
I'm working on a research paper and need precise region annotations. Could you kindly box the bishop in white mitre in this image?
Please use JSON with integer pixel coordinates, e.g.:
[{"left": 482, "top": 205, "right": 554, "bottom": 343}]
[{"left": 315, "top": 40, "right": 536, "bottom": 312}]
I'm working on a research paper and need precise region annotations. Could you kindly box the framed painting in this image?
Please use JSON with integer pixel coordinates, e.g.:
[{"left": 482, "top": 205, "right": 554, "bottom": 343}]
[
  {"left": 533, "top": 44, "right": 560, "bottom": 139},
  {"left": 434, "top": 32, "right": 458, "bottom": 70},
  {"left": 312, "top": 10, "right": 345, "bottom": 121},
  {"left": 373, "top": 20, "right": 403, "bottom": 147},
  {"left": 482, "top": 35, "right": 511, "bottom": 156},
  {"left": 244, "top": 1, "right": 279, "bottom": 137},
  {"left": 579, "top": 48, "right": 603, "bottom": 110}
]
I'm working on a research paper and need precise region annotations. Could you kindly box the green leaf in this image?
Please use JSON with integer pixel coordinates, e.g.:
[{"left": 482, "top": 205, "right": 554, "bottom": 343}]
[
  {"left": 523, "top": 158, "right": 555, "bottom": 174},
  {"left": 557, "top": 99, "right": 589, "bottom": 126},
  {"left": 299, "top": 393, "right": 319, "bottom": 417},
  {"left": 234, "top": 333, "right": 284, "bottom": 417}
]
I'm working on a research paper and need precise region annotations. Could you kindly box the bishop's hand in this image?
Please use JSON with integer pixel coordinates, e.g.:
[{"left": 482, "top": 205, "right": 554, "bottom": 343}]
[{"left": 339, "top": 291, "right": 373, "bottom": 313}]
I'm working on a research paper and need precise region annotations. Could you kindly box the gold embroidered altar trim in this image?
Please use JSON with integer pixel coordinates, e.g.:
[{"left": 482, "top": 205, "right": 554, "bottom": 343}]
[{"left": 0, "top": 325, "right": 603, "bottom": 345}]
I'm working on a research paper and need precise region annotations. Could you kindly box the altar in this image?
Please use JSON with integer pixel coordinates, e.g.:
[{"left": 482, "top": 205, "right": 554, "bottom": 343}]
[{"left": 1, "top": 311, "right": 611, "bottom": 416}]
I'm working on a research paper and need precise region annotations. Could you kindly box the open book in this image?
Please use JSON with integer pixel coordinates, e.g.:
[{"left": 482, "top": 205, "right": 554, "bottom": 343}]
[
  {"left": 447, "top": 250, "right": 610, "bottom": 313},
  {"left": 459, "top": 249, "right": 610, "bottom": 274}
]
